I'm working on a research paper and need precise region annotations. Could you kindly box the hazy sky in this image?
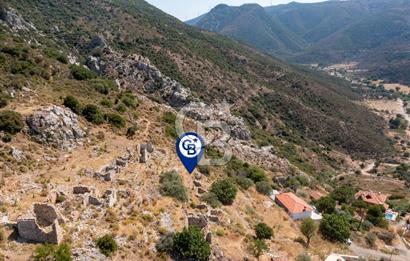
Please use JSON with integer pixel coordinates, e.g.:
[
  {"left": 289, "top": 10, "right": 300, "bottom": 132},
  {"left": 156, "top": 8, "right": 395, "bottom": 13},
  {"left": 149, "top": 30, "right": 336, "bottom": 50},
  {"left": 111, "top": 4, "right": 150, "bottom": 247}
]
[{"left": 146, "top": 0, "right": 326, "bottom": 21}]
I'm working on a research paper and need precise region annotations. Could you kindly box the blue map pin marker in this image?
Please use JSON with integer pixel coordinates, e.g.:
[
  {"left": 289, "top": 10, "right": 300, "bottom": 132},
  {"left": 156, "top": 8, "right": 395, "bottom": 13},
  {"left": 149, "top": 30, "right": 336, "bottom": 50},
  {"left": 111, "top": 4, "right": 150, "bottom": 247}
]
[{"left": 176, "top": 132, "right": 205, "bottom": 174}]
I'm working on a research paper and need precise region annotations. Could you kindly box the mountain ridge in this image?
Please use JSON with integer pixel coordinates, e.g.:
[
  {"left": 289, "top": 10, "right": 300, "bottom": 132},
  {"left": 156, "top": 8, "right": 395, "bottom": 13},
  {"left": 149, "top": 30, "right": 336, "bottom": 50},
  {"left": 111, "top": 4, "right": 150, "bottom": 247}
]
[{"left": 188, "top": 0, "right": 410, "bottom": 84}]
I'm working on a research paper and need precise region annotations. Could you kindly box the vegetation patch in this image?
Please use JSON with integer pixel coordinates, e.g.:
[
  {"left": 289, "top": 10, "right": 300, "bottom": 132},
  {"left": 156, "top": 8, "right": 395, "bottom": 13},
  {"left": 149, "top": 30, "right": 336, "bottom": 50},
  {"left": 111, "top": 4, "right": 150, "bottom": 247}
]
[{"left": 159, "top": 171, "right": 188, "bottom": 202}]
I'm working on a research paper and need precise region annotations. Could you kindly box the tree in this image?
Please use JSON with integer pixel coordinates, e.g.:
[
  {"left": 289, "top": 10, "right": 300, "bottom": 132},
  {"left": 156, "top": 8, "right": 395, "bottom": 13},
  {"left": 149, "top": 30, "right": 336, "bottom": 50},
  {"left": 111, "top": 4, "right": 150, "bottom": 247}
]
[
  {"left": 63, "top": 96, "right": 82, "bottom": 114},
  {"left": 210, "top": 178, "right": 238, "bottom": 205},
  {"left": 366, "top": 205, "right": 387, "bottom": 228},
  {"left": 352, "top": 200, "right": 368, "bottom": 230},
  {"left": 172, "top": 226, "right": 211, "bottom": 261},
  {"left": 300, "top": 218, "right": 317, "bottom": 248},
  {"left": 254, "top": 223, "right": 273, "bottom": 240},
  {"left": 314, "top": 196, "right": 336, "bottom": 214},
  {"left": 320, "top": 214, "right": 351, "bottom": 242},
  {"left": 331, "top": 185, "right": 355, "bottom": 204},
  {"left": 96, "top": 234, "right": 118, "bottom": 256}
]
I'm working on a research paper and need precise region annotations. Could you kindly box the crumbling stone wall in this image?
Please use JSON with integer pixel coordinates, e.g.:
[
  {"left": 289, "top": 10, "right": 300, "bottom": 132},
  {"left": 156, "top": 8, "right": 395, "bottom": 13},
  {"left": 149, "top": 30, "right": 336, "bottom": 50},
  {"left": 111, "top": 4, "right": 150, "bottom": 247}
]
[{"left": 17, "top": 204, "right": 62, "bottom": 244}]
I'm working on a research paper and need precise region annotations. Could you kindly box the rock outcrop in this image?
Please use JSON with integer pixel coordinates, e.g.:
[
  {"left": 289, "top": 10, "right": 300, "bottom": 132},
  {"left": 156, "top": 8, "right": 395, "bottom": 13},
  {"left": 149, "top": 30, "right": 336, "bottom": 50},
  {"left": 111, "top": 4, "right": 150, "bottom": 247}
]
[
  {"left": 0, "top": 6, "right": 37, "bottom": 31},
  {"left": 16, "top": 204, "right": 63, "bottom": 244},
  {"left": 182, "top": 102, "right": 251, "bottom": 140},
  {"left": 26, "top": 106, "right": 86, "bottom": 151},
  {"left": 83, "top": 38, "right": 191, "bottom": 107}
]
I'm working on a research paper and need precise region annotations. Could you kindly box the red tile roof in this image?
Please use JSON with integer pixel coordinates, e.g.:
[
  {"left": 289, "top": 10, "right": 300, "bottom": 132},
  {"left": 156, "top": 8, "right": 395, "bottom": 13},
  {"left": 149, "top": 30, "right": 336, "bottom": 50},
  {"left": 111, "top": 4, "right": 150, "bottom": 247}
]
[
  {"left": 275, "top": 192, "right": 313, "bottom": 214},
  {"left": 310, "top": 191, "right": 327, "bottom": 201},
  {"left": 355, "top": 191, "right": 389, "bottom": 209}
]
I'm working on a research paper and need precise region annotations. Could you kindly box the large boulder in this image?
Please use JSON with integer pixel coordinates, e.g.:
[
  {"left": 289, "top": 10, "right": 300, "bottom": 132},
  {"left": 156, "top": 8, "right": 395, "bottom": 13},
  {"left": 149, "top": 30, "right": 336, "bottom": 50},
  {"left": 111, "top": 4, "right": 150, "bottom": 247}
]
[
  {"left": 26, "top": 106, "right": 86, "bottom": 150},
  {"left": 0, "top": 6, "right": 36, "bottom": 31}
]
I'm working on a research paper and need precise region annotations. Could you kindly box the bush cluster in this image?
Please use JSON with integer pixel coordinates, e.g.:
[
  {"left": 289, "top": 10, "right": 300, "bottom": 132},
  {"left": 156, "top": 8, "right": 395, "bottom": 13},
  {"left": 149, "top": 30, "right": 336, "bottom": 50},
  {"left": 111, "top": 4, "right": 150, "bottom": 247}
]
[
  {"left": 209, "top": 178, "right": 237, "bottom": 205},
  {"left": 34, "top": 243, "right": 72, "bottom": 261},
  {"left": 0, "top": 110, "right": 24, "bottom": 135},
  {"left": 96, "top": 234, "right": 118, "bottom": 256},
  {"left": 172, "top": 226, "right": 211, "bottom": 261},
  {"left": 159, "top": 171, "right": 188, "bottom": 202},
  {"left": 70, "top": 65, "right": 97, "bottom": 80},
  {"left": 254, "top": 223, "right": 273, "bottom": 239}
]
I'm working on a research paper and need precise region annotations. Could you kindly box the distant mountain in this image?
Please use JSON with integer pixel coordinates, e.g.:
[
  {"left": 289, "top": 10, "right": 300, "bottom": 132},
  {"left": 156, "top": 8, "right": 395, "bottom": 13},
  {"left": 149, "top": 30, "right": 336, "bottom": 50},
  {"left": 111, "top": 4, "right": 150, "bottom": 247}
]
[
  {"left": 187, "top": 4, "right": 305, "bottom": 56},
  {"left": 188, "top": 0, "right": 410, "bottom": 84}
]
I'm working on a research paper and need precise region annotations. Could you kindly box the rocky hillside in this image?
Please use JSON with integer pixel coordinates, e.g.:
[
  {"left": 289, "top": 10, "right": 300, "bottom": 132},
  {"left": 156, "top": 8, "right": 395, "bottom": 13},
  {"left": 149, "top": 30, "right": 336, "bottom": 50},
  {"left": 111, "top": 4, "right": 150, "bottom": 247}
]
[
  {"left": 0, "top": 0, "right": 403, "bottom": 260},
  {"left": 188, "top": 0, "right": 410, "bottom": 85}
]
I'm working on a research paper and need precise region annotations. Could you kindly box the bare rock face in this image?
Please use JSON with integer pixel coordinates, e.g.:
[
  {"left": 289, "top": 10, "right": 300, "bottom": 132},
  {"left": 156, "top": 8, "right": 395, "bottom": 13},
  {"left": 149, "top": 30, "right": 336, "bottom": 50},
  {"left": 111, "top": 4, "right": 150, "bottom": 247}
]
[
  {"left": 0, "top": 6, "right": 37, "bottom": 31},
  {"left": 17, "top": 204, "right": 62, "bottom": 244},
  {"left": 83, "top": 41, "right": 191, "bottom": 107},
  {"left": 183, "top": 102, "right": 251, "bottom": 140},
  {"left": 26, "top": 106, "right": 86, "bottom": 151}
]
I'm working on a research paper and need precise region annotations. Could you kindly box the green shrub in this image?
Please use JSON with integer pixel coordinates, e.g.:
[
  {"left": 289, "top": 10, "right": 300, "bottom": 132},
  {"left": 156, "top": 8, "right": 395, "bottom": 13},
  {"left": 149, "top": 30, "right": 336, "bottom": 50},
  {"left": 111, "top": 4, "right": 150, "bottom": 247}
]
[
  {"left": 70, "top": 65, "right": 97, "bottom": 80},
  {"left": 201, "top": 192, "right": 221, "bottom": 208},
  {"left": 162, "top": 111, "right": 176, "bottom": 124},
  {"left": 255, "top": 181, "right": 272, "bottom": 195},
  {"left": 320, "top": 214, "right": 351, "bottom": 242},
  {"left": 314, "top": 196, "right": 336, "bottom": 214},
  {"left": 172, "top": 226, "right": 211, "bottom": 261},
  {"left": 120, "top": 92, "right": 138, "bottom": 108},
  {"left": 34, "top": 243, "right": 72, "bottom": 261},
  {"left": 159, "top": 171, "right": 188, "bottom": 202},
  {"left": 234, "top": 176, "right": 253, "bottom": 190},
  {"left": 198, "top": 165, "right": 210, "bottom": 176},
  {"left": 0, "top": 92, "right": 10, "bottom": 108},
  {"left": 366, "top": 205, "right": 388, "bottom": 228},
  {"left": 89, "top": 79, "right": 116, "bottom": 94},
  {"left": 96, "top": 234, "right": 118, "bottom": 256},
  {"left": 210, "top": 178, "right": 237, "bottom": 205},
  {"left": 155, "top": 233, "right": 174, "bottom": 253},
  {"left": 296, "top": 253, "right": 312, "bottom": 261},
  {"left": 44, "top": 48, "right": 68, "bottom": 64},
  {"left": 0, "top": 110, "right": 24, "bottom": 134},
  {"left": 100, "top": 98, "right": 113, "bottom": 107},
  {"left": 249, "top": 239, "right": 268, "bottom": 258},
  {"left": 115, "top": 103, "right": 127, "bottom": 113},
  {"left": 296, "top": 175, "right": 310, "bottom": 186},
  {"left": 331, "top": 185, "right": 355, "bottom": 204},
  {"left": 126, "top": 125, "right": 138, "bottom": 138},
  {"left": 366, "top": 232, "right": 377, "bottom": 248},
  {"left": 63, "top": 96, "right": 82, "bottom": 114},
  {"left": 106, "top": 113, "right": 125, "bottom": 128},
  {"left": 1, "top": 133, "right": 12, "bottom": 143},
  {"left": 82, "top": 104, "right": 104, "bottom": 124},
  {"left": 247, "top": 166, "right": 267, "bottom": 183},
  {"left": 254, "top": 223, "right": 273, "bottom": 239}
]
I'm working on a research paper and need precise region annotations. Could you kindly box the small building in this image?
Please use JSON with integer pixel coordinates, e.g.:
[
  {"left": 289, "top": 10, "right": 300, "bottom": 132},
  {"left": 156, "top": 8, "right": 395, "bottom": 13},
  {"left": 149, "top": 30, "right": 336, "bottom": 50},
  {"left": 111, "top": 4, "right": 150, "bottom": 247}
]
[
  {"left": 355, "top": 190, "right": 389, "bottom": 209},
  {"left": 275, "top": 192, "right": 315, "bottom": 220}
]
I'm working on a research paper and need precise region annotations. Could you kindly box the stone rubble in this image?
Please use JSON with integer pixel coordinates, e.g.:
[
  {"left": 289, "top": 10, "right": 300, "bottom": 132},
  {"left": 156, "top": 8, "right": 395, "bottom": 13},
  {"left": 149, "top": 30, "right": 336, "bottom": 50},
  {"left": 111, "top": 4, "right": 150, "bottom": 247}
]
[{"left": 95, "top": 149, "right": 133, "bottom": 181}]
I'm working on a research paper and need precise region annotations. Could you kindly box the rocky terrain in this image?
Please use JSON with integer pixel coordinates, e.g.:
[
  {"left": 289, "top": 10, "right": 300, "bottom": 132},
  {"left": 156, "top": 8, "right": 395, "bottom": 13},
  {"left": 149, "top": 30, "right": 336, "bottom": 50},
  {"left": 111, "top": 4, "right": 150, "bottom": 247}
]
[{"left": 0, "top": 1, "right": 409, "bottom": 261}]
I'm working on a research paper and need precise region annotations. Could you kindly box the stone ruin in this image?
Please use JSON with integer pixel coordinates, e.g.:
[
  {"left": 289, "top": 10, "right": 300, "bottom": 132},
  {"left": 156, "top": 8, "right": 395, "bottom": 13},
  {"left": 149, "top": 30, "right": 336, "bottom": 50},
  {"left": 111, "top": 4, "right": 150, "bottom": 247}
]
[
  {"left": 16, "top": 204, "right": 63, "bottom": 244},
  {"left": 139, "top": 143, "right": 154, "bottom": 163},
  {"left": 72, "top": 185, "right": 117, "bottom": 208},
  {"left": 26, "top": 106, "right": 86, "bottom": 151},
  {"left": 95, "top": 149, "right": 133, "bottom": 181}
]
